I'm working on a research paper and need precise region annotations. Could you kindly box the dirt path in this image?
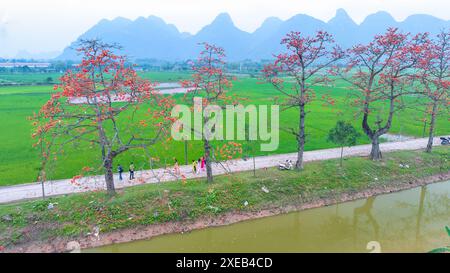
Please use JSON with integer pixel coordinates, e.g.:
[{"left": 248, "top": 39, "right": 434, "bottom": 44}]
[{"left": 0, "top": 136, "right": 445, "bottom": 204}]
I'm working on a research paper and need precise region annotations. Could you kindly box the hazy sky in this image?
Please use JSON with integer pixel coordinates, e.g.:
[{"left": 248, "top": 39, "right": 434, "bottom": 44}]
[{"left": 1, "top": 0, "right": 449, "bottom": 57}]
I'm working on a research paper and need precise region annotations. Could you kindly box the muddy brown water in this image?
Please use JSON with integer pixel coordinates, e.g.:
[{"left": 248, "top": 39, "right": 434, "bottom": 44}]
[{"left": 86, "top": 181, "right": 449, "bottom": 253}]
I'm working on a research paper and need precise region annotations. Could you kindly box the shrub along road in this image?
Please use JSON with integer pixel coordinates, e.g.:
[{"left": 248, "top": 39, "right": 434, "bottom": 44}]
[{"left": 0, "top": 136, "right": 446, "bottom": 204}]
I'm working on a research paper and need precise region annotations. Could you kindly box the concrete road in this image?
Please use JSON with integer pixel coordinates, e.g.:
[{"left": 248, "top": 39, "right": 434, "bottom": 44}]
[{"left": 0, "top": 137, "right": 445, "bottom": 204}]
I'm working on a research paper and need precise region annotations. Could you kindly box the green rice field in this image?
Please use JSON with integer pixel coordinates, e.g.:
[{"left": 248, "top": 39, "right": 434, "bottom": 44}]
[{"left": 0, "top": 71, "right": 448, "bottom": 186}]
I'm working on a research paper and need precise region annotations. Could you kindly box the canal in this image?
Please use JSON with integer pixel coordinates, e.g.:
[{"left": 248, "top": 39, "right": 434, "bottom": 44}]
[{"left": 87, "top": 180, "right": 449, "bottom": 253}]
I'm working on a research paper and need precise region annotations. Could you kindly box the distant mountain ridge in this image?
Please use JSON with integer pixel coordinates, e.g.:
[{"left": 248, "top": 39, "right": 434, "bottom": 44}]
[{"left": 57, "top": 9, "right": 450, "bottom": 61}]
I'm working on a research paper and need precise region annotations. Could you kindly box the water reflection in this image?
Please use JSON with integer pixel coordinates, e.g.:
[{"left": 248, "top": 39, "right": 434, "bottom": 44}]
[
  {"left": 415, "top": 186, "right": 426, "bottom": 249},
  {"left": 353, "top": 196, "right": 380, "bottom": 245},
  {"left": 87, "top": 181, "right": 450, "bottom": 253}
]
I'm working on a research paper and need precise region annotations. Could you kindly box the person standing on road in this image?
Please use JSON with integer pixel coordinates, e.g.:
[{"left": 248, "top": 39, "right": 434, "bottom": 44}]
[
  {"left": 129, "top": 162, "right": 135, "bottom": 180},
  {"left": 174, "top": 158, "right": 180, "bottom": 176},
  {"left": 118, "top": 164, "right": 124, "bottom": 181},
  {"left": 201, "top": 156, "right": 206, "bottom": 172},
  {"left": 192, "top": 160, "right": 197, "bottom": 174}
]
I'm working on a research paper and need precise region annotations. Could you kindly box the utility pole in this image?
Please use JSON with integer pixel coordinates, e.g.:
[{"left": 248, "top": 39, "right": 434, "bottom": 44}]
[
  {"left": 253, "top": 156, "right": 256, "bottom": 177},
  {"left": 184, "top": 138, "right": 188, "bottom": 165}
]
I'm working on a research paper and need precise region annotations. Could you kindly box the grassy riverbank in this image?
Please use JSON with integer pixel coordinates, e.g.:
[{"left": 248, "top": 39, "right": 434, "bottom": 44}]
[{"left": 0, "top": 147, "right": 449, "bottom": 251}]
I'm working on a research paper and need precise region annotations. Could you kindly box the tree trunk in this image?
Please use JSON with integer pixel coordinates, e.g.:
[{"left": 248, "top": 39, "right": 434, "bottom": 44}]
[
  {"left": 422, "top": 120, "right": 427, "bottom": 138},
  {"left": 340, "top": 146, "right": 344, "bottom": 167},
  {"left": 369, "top": 136, "right": 382, "bottom": 160},
  {"left": 362, "top": 94, "right": 394, "bottom": 161},
  {"left": 204, "top": 139, "right": 213, "bottom": 183},
  {"left": 296, "top": 104, "right": 306, "bottom": 170},
  {"left": 41, "top": 178, "right": 46, "bottom": 199},
  {"left": 96, "top": 117, "right": 115, "bottom": 194},
  {"left": 104, "top": 156, "right": 116, "bottom": 195},
  {"left": 426, "top": 101, "right": 437, "bottom": 153}
]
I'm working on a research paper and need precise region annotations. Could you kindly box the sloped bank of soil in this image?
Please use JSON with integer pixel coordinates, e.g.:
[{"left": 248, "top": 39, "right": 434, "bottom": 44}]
[{"left": 4, "top": 172, "right": 449, "bottom": 253}]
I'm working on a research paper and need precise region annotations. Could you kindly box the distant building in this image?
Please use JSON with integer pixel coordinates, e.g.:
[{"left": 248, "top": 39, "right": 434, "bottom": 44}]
[{"left": 0, "top": 62, "right": 51, "bottom": 68}]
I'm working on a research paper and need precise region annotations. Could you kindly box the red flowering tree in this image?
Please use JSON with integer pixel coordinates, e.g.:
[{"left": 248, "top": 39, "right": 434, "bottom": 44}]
[
  {"left": 181, "top": 43, "right": 237, "bottom": 182},
  {"left": 262, "top": 31, "right": 344, "bottom": 169},
  {"left": 338, "top": 28, "right": 428, "bottom": 160},
  {"left": 32, "top": 39, "right": 174, "bottom": 195},
  {"left": 416, "top": 30, "right": 450, "bottom": 152}
]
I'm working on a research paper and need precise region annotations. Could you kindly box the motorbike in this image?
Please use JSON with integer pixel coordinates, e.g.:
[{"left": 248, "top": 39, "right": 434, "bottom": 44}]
[
  {"left": 440, "top": 137, "right": 450, "bottom": 145},
  {"left": 279, "top": 160, "right": 293, "bottom": 170}
]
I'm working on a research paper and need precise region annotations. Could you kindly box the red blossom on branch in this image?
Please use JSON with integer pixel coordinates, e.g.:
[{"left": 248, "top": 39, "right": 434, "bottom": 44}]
[
  {"left": 31, "top": 39, "right": 175, "bottom": 194},
  {"left": 262, "top": 30, "right": 344, "bottom": 169},
  {"left": 337, "top": 28, "right": 430, "bottom": 159}
]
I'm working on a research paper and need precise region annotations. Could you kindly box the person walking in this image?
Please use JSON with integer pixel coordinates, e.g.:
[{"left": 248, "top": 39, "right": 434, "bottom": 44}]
[
  {"left": 201, "top": 156, "right": 206, "bottom": 172},
  {"left": 129, "top": 162, "right": 135, "bottom": 180},
  {"left": 118, "top": 164, "right": 124, "bottom": 181},
  {"left": 197, "top": 158, "right": 201, "bottom": 174},
  {"left": 192, "top": 160, "right": 197, "bottom": 175}
]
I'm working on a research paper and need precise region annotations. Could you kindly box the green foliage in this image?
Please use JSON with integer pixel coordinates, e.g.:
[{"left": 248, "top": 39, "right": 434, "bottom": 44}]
[
  {"left": 429, "top": 247, "right": 450, "bottom": 253},
  {"left": 327, "top": 121, "right": 360, "bottom": 148},
  {"left": 32, "top": 199, "right": 53, "bottom": 212},
  {"left": 429, "top": 226, "right": 450, "bottom": 253}
]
